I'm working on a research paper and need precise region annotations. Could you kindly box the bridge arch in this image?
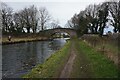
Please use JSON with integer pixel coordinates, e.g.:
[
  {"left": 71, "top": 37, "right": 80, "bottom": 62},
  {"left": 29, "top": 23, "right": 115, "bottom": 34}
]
[
  {"left": 39, "top": 28, "right": 77, "bottom": 38},
  {"left": 50, "top": 28, "right": 77, "bottom": 38},
  {"left": 51, "top": 31, "right": 70, "bottom": 38}
]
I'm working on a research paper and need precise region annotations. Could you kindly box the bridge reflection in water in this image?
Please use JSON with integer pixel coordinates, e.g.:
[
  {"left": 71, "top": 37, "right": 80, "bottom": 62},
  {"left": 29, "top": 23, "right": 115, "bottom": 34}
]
[{"left": 2, "top": 38, "right": 69, "bottom": 78}]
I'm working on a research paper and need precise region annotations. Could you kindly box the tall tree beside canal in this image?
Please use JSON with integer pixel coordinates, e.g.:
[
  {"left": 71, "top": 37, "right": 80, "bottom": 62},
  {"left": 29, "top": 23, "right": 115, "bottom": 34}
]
[
  {"left": 28, "top": 5, "right": 38, "bottom": 33},
  {"left": 118, "top": 1, "right": 120, "bottom": 32},
  {"left": 98, "top": 2, "right": 109, "bottom": 36},
  {"left": 20, "top": 5, "right": 38, "bottom": 33},
  {"left": 1, "top": 2, "right": 13, "bottom": 33},
  {"left": 84, "top": 4, "right": 100, "bottom": 34},
  {"left": 13, "top": 11, "right": 25, "bottom": 33},
  {"left": 39, "top": 7, "right": 51, "bottom": 31},
  {"left": 1, "top": 3, "right": 39, "bottom": 34},
  {"left": 66, "top": 0, "right": 120, "bottom": 36},
  {"left": 108, "top": 0, "right": 120, "bottom": 33}
]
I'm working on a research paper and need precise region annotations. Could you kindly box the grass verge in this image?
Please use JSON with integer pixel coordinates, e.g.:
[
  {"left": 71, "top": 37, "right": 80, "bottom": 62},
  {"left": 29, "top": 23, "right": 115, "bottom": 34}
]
[
  {"left": 70, "top": 39, "right": 119, "bottom": 78},
  {"left": 22, "top": 41, "right": 71, "bottom": 78},
  {"left": 70, "top": 39, "right": 94, "bottom": 78},
  {"left": 78, "top": 40, "right": 119, "bottom": 78},
  {"left": 2, "top": 37, "right": 49, "bottom": 45},
  {"left": 82, "top": 35, "right": 119, "bottom": 65}
]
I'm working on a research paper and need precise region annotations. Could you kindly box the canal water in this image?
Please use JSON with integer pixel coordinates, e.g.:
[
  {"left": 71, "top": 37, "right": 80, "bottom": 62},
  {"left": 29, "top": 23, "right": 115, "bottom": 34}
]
[{"left": 2, "top": 38, "right": 68, "bottom": 78}]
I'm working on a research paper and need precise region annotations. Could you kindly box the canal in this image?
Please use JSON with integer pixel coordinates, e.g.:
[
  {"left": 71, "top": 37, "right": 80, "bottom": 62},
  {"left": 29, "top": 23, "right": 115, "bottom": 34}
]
[{"left": 2, "top": 38, "right": 68, "bottom": 78}]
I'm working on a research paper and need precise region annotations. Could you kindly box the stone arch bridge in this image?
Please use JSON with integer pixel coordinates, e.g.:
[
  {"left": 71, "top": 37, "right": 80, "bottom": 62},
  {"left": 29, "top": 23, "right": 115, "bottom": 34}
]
[{"left": 38, "top": 28, "right": 77, "bottom": 38}]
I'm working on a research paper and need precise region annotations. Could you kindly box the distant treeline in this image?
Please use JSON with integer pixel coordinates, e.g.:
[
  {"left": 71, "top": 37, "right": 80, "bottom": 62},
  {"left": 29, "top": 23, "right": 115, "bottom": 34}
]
[
  {"left": 1, "top": 2, "right": 60, "bottom": 34},
  {"left": 65, "top": 0, "right": 120, "bottom": 37}
]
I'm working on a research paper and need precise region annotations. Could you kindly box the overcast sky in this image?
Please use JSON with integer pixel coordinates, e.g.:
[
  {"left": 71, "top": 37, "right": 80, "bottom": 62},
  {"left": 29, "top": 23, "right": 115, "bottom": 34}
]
[{"left": 1, "top": 0, "right": 106, "bottom": 27}]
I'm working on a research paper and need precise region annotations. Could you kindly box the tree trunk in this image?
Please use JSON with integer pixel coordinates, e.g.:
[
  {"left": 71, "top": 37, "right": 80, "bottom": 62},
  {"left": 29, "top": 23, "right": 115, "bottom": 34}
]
[
  {"left": 41, "top": 23, "right": 44, "bottom": 31},
  {"left": 27, "top": 27, "right": 30, "bottom": 33}
]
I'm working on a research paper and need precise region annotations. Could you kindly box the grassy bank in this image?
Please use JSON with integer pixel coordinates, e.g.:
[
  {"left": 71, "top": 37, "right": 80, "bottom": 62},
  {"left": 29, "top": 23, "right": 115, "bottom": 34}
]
[
  {"left": 1, "top": 36, "right": 49, "bottom": 45},
  {"left": 22, "top": 41, "right": 71, "bottom": 78},
  {"left": 81, "top": 34, "right": 119, "bottom": 65},
  {"left": 71, "top": 39, "right": 119, "bottom": 78}
]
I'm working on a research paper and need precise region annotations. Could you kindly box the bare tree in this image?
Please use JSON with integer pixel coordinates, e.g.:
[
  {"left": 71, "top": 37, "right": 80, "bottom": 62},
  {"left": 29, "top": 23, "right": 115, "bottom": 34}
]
[
  {"left": 85, "top": 4, "right": 99, "bottom": 34},
  {"left": 0, "top": 4, "right": 2, "bottom": 32},
  {"left": 108, "top": 0, "right": 119, "bottom": 32},
  {"left": 118, "top": 1, "right": 120, "bottom": 32},
  {"left": 21, "top": 8, "right": 31, "bottom": 33},
  {"left": 1, "top": 2, "right": 13, "bottom": 33},
  {"left": 50, "top": 20, "right": 59, "bottom": 29},
  {"left": 29, "top": 5, "right": 38, "bottom": 33},
  {"left": 65, "top": 20, "right": 74, "bottom": 28},
  {"left": 39, "top": 7, "right": 51, "bottom": 31},
  {"left": 17, "top": 10, "right": 26, "bottom": 33},
  {"left": 13, "top": 12, "right": 24, "bottom": 33},
  {"left": 19, "top": 5, "right": 38, "bottom": 33}
]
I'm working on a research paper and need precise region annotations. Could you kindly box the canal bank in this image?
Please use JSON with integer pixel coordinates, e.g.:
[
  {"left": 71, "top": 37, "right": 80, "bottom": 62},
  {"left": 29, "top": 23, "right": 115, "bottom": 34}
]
[
  {"left": 1, "top": 37, "right": 52, "bottom": 45},
  {"left": 22, "top": 40, "right": 71, "bottom": 78}
]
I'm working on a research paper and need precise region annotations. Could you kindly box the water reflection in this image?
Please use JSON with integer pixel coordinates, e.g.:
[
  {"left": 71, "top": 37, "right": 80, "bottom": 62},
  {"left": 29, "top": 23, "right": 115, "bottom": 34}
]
[
  {"left": 2, "top": 38, "right": 67, "bottom": 78},
  {"left": 50, "top": 38, "right": 67, "bottom": 50}
]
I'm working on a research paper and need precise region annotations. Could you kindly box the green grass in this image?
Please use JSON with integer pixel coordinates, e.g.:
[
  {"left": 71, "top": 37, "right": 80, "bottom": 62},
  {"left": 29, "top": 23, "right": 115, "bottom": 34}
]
[
  {"left": 79, "top": 40, "right": 119, "bottom": 78},
  {"left": 93, "top": 41, "right": 118, "bottom": 55},
  {"left": 104, "top": 43, "right": 118, "bottom": 54},
  {"left": 82, "top": 35, "right": 119, "bottom": 54},
  {"left": 22, "top": 41, "right": 71, "bottom": 78},
  {"left": 70, "top": 39, "right": 94, "bottom": 78},
  {"left": 82, "top": 35, "right": 119, "bottom": 64}
]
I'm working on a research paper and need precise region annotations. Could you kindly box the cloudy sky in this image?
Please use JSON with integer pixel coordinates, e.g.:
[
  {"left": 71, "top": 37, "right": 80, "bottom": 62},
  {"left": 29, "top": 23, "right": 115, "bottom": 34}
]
[{"left": 1, "top": 0, "right": 106, "bottom": 27}]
